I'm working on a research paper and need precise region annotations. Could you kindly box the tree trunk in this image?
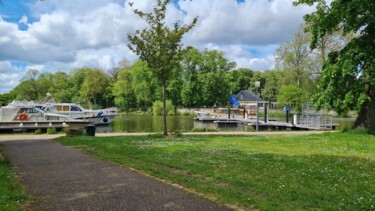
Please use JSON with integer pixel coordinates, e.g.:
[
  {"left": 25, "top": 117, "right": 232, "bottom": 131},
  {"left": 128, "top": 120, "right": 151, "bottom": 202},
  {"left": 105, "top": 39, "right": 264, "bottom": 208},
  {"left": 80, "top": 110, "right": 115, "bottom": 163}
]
[
  {"left": 162, "top": 82, "right": 168, "bottom": 136},
  {"left": 353, "top": 85, "right": 375, "bottom": 133}
]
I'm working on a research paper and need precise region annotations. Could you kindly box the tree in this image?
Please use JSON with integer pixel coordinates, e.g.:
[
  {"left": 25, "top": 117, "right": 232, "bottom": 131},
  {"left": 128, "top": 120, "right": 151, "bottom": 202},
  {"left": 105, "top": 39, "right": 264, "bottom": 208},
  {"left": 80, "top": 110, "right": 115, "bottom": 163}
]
[
  {"left": 127, "top": 0, "right": 197, "bottom": 135},
  {"left": 180, "top": 48, "right": 204, "bottom": 108},
  {"left": 275, "top": 26, "right": 315, "bottom": 94},
  {"left": 14, "top": 69, "right": 39, "bottom": 100},
  {"left": 227, "top": 68, "right": 254, "bottom": 95},
  {"left": 112, "top": 66, "right": 136, "bottom": 111},
  {"left": 131, "top": 61, "right": 161, "bottom": 109},
  {"left": 277, "top": 85, "right": 306, "bottom": 111},
  {"left": 294, "top": 0, "right": 375, "bottom": 132},
  {"left": 262, "top": 70, "right": 282, "bottom": 105},
  {"left": 79, "top": 68, "right": 110, "bottom": 109}
]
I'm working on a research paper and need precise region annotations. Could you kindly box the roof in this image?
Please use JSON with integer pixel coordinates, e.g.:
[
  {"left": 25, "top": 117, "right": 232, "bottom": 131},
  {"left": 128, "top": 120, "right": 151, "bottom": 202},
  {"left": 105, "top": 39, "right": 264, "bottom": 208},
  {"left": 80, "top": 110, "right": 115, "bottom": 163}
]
[{"left": 235, "top": 90, "right": 263, "bottom": 102}]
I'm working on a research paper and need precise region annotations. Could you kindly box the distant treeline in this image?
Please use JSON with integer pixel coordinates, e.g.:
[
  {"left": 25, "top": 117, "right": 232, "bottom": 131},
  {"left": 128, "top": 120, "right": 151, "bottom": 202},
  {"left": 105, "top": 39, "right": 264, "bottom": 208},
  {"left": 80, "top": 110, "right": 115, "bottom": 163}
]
[{"left": 0, "top": 47, "right": 317, "bottom": 111}]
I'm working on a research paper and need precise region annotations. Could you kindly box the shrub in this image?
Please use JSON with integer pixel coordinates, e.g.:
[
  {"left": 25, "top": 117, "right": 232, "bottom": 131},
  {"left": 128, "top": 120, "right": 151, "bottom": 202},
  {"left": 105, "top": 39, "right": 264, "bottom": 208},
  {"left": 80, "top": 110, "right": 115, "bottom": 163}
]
[
  {"left": 47, "top": 127, "right": 57, "bottom": 134},
  {"left": 245, "top": 126, "right": 255, "bottom": 132},
  {"left": 191, "top": 127, "right": 218, "bottom": 132},
  {"left": 34, "top": 129, "right": 42, "bottom": 134},
  {"left": 153, "top": 100, "right": 175, "bottom": 115},
  {"left": 174, "top": 130, "right": 183, "bottom": 137}
]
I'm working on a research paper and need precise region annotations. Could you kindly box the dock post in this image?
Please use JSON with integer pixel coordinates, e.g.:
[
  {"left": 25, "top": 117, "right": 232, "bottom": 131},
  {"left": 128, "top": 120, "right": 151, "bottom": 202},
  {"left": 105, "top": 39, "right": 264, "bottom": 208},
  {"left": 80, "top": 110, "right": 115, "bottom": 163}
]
[{"left": 264, "top": 106, "right": 268, "bottom": 123}]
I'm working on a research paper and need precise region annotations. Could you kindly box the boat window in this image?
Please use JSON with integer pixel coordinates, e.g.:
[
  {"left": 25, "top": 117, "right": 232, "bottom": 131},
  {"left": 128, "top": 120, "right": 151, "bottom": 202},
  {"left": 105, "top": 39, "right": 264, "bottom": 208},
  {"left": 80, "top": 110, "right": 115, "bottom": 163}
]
[
  {"left": 34, "top": 107, "right": 45, "bottom": 113},
  {"left": 71, "top": 106, "right": 81, "bottom": 111},
  {"left": 55, "top": 106, "right": 62, "bottom": 111},
  {"left": 22, "top": 108, "right": 39, "bottom": 114},
  {"left": 63, "top": 106, "right": 69, "bottom": 111}
]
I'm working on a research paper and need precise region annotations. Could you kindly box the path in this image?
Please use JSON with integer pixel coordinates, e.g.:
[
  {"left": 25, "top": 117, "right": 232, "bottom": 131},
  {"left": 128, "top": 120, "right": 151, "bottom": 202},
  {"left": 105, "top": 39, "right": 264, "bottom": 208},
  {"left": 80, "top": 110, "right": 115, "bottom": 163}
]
[
  {"left": 2, "top": 139, "right": 230, "bottom": 210},
  {"left": 0, "top": 130, "right": 335, "bottom": 142}
]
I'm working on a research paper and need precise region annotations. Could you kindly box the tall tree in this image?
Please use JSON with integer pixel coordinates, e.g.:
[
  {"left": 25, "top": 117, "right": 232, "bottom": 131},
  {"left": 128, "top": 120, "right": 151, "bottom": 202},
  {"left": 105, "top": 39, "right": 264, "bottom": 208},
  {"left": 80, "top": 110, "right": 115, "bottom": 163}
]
[
  {"left": 15, "top": 69, "right": 39, "bottom": 100},
  {"left": 275, "top": 26, "right": 314, "bottom": 90},
  {"left": 294, "top": 0, "right": 375, "bottom": 132},
  {"left": 180, "top": 48, "right": 204, "bottom": 108},
  {"left": 127, "top": 0, "right": 197, "bottom": 135},
  {"left": 79, "top": 68, "right": 110, "bottom": 109},
  {"left": 262, "top": 70, "right": 282, "bottom": 104},
  {"left": 227, "top": 68, "right": 254, "bottom": 95}
]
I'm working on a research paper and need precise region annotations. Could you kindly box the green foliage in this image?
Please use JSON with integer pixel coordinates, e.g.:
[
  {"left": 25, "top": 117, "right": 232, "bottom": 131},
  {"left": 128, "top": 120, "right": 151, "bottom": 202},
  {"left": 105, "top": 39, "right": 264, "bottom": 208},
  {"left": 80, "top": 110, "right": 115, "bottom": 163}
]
[
  {"left": 127, "top": 0, "right": 197, "bottom": 135},
  {"left": 277, "top": 85, "right": 306, "bottom": 111},
  {"left": 59, "top": 133, "right": 375, "bottom": 210},
  {"left": 294, "top": 0, "right": 375, "bottom": 132},
  {"left": 47, "top": 127, "right": 57, "bottom": 134},
  {"left": 191, "top": 127, "right": 218, "bottom": 132},
  {"left": 261, "top": 70, "right": 282, "bottom": 103},
  {"left": 34, "top": 129, "right": 42, "bottom": 134},
  {"left": 227, "top": 68, "right": 254, "bottom": 95},
  {"left": 0, "top": 157, "right": 27, "bottom": 210},
  {"left": 152, "top": 100, "right": 175, "bottom": 116},
  {"left": 79, "top": 68, "right": 111, "bottom": 108}
]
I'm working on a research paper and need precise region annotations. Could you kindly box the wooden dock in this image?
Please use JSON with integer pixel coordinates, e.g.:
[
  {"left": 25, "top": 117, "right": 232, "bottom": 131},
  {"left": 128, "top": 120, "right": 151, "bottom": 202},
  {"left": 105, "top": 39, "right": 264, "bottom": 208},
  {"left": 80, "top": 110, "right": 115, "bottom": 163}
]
[{"left": 197, "top": 117, "right": 337, "bottom": 131}]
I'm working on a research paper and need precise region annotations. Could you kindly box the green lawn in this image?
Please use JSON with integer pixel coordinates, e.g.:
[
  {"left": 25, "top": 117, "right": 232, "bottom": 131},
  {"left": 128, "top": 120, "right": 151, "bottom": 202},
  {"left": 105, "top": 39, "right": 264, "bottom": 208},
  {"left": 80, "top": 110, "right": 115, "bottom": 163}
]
[
  {"left": 0, "top": 153, "right": 26, "bottom": 211},
  {"left": 58, "top": 132, "right": 375, "bottom": 210}
]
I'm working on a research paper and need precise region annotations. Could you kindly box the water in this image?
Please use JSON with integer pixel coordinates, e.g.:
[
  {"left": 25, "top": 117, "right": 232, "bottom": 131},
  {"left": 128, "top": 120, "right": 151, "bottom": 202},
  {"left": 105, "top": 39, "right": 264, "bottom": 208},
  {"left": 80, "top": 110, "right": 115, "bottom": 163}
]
[
  {"left": 96, "top": 115, "right": 355, "bottom": 133},
  {"left": 97, "top": 115, "right": 195, "bottom": 133}
]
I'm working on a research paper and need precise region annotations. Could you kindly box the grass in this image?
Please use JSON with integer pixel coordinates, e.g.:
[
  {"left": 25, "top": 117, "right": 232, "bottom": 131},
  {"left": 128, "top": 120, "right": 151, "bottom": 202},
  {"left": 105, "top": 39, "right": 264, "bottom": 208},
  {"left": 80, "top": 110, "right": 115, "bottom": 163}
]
[
  {"left": 0, "top": 151, "right": 27, "bottom": 211},
  {"left": 57, "top": 131, "right": 375, "bottom": 210}
]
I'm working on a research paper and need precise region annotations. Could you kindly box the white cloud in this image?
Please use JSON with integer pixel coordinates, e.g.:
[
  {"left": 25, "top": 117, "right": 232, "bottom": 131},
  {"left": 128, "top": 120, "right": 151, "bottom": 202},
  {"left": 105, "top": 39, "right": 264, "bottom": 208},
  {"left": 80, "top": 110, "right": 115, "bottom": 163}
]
[
  {"left": 0, "top": 65, "right": 22, "bottom": 93},
  {"left": 180, "top": 0, "right": 312, "bottom": 45},
  {"left": 19, "top": 15, "right": 28, "bottom": 25},
  {"left": 0, "top": 0, "right": 313, "bottom": 92}
]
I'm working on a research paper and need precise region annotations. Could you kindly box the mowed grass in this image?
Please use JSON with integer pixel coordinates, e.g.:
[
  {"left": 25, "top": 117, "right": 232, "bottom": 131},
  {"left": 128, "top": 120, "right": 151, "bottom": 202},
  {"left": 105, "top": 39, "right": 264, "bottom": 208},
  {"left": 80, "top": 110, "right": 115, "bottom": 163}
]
[
  {"left": 0, "top": 155, "right": 27, "bottom": 210},
  {"left": 58, "top": 132, "right": 375, "bottom": 210}
]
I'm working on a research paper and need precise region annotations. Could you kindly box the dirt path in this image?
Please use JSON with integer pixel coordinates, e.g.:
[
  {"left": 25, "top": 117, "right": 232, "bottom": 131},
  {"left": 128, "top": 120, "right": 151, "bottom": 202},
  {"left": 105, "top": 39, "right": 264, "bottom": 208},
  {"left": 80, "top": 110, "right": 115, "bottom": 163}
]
[{"left": 2, "top": 140, "right": 230, "bottom": 211}]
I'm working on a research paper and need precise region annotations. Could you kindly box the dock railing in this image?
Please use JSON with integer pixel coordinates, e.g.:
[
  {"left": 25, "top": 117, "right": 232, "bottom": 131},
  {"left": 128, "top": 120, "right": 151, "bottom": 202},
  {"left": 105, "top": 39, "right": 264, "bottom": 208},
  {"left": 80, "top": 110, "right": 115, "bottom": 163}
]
[{"left": 298, "top": 115, "right": 333, "bottom": 130}]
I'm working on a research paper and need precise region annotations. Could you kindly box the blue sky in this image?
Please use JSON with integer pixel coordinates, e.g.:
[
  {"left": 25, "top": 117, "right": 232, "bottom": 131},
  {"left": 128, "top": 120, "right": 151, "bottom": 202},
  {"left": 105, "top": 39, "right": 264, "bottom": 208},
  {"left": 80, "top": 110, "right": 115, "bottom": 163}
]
[{"left": 0, "top": 0, "right": 313, "bottom": 93}]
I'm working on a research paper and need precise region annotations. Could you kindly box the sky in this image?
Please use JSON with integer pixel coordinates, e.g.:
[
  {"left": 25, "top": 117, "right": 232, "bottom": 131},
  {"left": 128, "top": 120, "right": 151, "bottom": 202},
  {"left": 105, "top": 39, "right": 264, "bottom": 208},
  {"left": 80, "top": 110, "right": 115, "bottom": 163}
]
[{"left": 0, "top": 0, "right": 314, "bottom": 94}]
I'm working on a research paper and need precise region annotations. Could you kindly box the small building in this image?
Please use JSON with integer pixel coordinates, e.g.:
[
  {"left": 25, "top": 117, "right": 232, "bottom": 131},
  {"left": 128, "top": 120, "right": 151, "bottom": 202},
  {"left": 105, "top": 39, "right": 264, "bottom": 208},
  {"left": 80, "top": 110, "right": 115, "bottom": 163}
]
[{"left": 234, "top": 90, "right": 269, "bottom": 116}]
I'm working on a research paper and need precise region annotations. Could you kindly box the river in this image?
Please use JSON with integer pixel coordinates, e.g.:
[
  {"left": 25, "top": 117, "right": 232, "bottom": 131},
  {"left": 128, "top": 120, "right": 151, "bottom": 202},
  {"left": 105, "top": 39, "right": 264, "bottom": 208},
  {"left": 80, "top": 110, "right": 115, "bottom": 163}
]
[{"left": 96, "top": 115, "right": 355, "bottom": 133}]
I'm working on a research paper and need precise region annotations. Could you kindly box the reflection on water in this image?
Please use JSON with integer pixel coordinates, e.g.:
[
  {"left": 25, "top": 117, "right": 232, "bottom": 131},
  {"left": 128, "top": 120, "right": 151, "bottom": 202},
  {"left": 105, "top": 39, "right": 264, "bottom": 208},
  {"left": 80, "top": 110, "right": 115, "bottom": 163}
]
[
  {"left": 96, "top": 115, "right": 355, "bottom": 133},
  {"left": 109, "top": 115, "right": 194, "bottom": 133},
  {"left": 334, "top": 118, "right": 355, "bottom": 130}
]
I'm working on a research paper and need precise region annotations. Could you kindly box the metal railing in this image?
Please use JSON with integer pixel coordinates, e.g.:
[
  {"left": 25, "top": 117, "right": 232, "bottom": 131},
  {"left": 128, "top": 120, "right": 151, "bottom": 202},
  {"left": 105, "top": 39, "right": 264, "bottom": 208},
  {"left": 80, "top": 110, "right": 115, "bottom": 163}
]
[{"left": 298, "top": 115, "right": 333, "bottom": 130}]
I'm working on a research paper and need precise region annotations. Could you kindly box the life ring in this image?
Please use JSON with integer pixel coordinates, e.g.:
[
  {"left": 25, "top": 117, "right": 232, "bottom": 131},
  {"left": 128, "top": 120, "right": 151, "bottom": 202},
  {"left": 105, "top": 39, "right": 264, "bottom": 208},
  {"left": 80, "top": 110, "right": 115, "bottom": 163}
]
[
  {"left": 18, "top": 113, "right": 29, "bottom": 121},
  {"left": 102, "top": 117, "right": 109, "bottom": 123}
]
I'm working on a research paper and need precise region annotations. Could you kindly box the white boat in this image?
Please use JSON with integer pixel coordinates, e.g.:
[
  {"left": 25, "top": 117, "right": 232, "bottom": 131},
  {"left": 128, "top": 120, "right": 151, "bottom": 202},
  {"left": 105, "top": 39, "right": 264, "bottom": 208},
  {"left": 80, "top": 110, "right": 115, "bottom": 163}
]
[
  {"left": 39, "top": 102, "right": 117, "bottom": 125},
  {"left": 0, "top": 101, "right": 89, "bottom": 130}
]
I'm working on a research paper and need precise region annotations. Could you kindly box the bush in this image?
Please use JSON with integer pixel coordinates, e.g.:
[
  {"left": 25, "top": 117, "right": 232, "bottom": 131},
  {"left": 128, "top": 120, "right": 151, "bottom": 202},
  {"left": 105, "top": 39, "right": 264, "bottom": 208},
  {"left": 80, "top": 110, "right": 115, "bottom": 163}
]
[
  {"left": 191, "top": 127, "right": 218, "bottom": 132},
  {"left": 342, "top": 127, "right": 369, "bottom": 134},
  {"left": 174, "top": 130, "right": 183, "bottom": 137},
  {"left": 245, "top": 126, "right": 255, "bottom": 132},
  {"left": 34, "top": 129, "right": 42, "bottom": 134},
  {"left": 47, "top": 127, "right": 57, "bottom": 134},
  {"left": 153, "top": 100, "right": 175, "bottom": 115}
]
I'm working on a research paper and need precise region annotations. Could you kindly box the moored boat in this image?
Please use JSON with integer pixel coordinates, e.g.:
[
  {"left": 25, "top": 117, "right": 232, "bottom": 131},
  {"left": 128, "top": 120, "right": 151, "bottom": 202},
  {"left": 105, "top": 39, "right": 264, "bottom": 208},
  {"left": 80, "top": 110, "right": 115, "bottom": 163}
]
[
  {"left": 39, "top": 102, "right": 117, "bottom": 125},
  {"left": 0, "top": 101, "right": 89, "bottom": 131}
]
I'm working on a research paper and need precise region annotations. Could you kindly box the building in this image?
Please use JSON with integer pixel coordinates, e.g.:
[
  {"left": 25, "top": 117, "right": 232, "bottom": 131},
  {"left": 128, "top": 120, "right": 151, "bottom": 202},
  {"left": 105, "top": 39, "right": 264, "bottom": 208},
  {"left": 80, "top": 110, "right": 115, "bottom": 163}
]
[{"left": 233, "top": 90, "right": 269, "bottom": 116}]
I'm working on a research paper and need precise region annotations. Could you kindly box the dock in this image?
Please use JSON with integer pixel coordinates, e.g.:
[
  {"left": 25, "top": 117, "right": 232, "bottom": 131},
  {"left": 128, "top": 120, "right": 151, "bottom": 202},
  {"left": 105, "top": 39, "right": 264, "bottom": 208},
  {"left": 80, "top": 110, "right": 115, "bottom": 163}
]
[
  {"left": 198, "top": 117, "right": 337, "bottom": 131},
  {"left": 0, "top": 121, "right": 90, "bottom": 134}
]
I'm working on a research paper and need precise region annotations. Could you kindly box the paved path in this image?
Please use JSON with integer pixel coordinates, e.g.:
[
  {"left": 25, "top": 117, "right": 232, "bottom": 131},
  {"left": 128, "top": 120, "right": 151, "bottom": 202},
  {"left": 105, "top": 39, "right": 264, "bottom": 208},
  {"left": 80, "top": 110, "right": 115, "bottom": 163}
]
[{"left": 2, "top": 140, "right": 230, "bottom": 211}]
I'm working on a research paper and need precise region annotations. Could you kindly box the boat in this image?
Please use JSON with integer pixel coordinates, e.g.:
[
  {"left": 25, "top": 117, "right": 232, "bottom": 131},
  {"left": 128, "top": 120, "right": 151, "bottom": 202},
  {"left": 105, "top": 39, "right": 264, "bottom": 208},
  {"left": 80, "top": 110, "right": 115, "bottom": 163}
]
[
  {"left": 0, "top": 101, "right": 89, "bottom": 131},
  {"left": 39, "top": 102, "right": 117, "bottom": 125}
]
